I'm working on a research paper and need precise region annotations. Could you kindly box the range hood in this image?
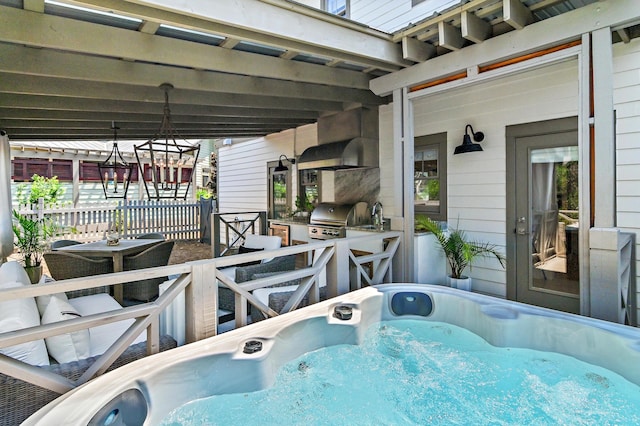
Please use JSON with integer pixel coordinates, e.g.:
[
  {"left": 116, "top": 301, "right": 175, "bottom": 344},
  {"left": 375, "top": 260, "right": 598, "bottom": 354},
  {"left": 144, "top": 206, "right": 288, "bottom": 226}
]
[
  {"left": 297, "top": 137, "right": 378, "bottom": 170},
  {"left": 298, "top": 107, "right": 379, "bottom": 170}
]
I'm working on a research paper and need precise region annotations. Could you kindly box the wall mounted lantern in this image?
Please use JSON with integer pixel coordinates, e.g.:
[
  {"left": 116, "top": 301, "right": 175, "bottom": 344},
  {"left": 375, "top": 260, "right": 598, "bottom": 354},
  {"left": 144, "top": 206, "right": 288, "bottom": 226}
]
[
  {"left": 134, "top": 83, "right": 200, "bottom": 200},
  {"left": 274, "top": 154, "right": 296, "bottom": 172},
  {"left": 98, "top": 121, "right": 134, "bottom": 199},
  {"left": 454, "top": 124, "right": 484, "bottom": 155}
]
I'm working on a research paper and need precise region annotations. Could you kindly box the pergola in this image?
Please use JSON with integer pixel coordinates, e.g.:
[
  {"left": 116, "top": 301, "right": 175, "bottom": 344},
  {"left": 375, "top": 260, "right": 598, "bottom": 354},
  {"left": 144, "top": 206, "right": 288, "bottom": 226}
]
[{"left": 2, "top": 0, "right": 639, "bottom": 262}]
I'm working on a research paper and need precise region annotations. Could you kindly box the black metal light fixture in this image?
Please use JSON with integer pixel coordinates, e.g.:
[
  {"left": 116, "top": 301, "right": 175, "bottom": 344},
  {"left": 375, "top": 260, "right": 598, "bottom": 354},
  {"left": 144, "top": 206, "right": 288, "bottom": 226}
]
[
  {"left": 98, "top": 121, "right": 134, "bottom": 199},
  {"left": 274, "top": 154, "right": 296, "bottom": 172},
  {"left": 454, "top": 124, "right": 484, "bottom": 155},
  {"left": 134, "top": 83, "right": 200, "bottom": 200}
]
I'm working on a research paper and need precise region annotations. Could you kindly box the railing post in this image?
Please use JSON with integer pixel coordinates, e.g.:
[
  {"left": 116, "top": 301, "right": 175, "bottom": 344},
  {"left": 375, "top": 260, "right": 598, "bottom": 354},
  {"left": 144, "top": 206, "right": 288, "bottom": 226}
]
[
  {"left": 259, "top": 211, "right": 267, "bottom": 235},
  {"left": 185, "top": 260, "right": 219, "bottom": 342},
  {"left": 212, "top": 213, "right": 221, "bottom": 258},
  {"left": 326, "top": 239, "right": 351, "bottom": 297}
]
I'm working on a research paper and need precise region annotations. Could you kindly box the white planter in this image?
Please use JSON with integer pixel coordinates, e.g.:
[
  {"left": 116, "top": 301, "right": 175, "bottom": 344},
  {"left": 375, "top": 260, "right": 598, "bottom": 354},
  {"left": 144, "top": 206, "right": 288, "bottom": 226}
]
[
  {"left": 414, "top": 233, "right": 447, "bottom": 285},
  {"left": 449, "top": 276, "right": 471, "bottom": 291}
]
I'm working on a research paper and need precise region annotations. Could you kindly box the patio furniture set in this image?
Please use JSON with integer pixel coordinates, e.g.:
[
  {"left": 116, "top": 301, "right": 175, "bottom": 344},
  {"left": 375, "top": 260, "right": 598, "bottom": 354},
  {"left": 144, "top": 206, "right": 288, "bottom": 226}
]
[{"left": 0, "top": 257, "right": 177, "bottom": 425}]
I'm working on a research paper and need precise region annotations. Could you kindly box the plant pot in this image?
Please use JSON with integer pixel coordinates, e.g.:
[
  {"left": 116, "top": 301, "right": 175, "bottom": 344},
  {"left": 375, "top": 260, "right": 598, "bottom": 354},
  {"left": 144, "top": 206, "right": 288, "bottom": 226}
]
[
  {"left": 449, "top": 276, "right": 471, "bottom": 291},
  {"left": 25, "top": 265, "right": 43, "bottom": 284}
]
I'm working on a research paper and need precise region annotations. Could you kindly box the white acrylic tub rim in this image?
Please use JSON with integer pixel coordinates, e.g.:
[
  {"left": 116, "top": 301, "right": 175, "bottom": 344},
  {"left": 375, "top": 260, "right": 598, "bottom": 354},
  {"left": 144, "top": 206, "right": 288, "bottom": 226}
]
[{"left": 25, "top": 284, "right": 640, "bottom": 425}]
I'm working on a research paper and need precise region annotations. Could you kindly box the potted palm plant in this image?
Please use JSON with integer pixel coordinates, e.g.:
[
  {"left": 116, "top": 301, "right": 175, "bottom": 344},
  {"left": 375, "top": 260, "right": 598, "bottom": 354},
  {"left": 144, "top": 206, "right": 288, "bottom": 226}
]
[
  {"left": 415, "top": 216, "right": 505, "bottom": 290},
  {"left": 12, "top": 210, "right": 57, "bottom": 283}
]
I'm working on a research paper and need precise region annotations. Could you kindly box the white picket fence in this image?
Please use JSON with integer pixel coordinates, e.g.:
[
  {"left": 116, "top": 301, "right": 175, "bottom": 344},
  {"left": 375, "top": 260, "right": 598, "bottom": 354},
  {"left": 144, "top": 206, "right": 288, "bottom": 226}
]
[{"left": 16, "top": 199, "right": 202, "bottom": 241}]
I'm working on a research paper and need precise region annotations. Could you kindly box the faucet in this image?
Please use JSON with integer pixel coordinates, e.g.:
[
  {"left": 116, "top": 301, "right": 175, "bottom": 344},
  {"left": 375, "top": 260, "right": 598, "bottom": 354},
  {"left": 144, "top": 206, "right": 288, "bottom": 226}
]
[{"left": 371, "top": 202, "right": 383, "bottom": 230}]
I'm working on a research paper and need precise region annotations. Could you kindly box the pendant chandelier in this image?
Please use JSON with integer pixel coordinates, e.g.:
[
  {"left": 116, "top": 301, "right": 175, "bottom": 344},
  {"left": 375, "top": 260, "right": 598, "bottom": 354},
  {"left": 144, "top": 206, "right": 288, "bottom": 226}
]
[
  {"left": 134, "top": 83, "right": 200, "bottom": 200},
  {"left": 98, "top": 121, "right": 134, "bottom": 199}
]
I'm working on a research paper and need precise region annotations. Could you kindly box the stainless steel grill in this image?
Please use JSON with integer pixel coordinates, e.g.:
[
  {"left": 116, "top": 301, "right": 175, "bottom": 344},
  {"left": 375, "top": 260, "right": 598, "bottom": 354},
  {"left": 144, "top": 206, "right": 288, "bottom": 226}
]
[{"left": 308, "top": 202, "right": 369, "bottom": 240}]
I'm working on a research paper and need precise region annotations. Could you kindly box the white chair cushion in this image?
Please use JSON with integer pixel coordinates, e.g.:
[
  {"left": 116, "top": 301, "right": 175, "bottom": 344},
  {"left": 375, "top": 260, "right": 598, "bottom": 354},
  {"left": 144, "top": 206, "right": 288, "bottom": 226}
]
[
  {"left": 41, "top": 295, "right": 91, "bottom": 363},
  {"left": 68, "top": 293, "right": 145, "bottom": 357},
  {"left": 0, "top": 279, "right": 50, "bottom": 366},
  {"left": 0, "top": 261, "right": 31, "bottom": 286},
  {"left": 243, "top": 234, "right": 282, "bottom": 251},
  {"left": 243, "top": 234, "right": 282, "bottom": 263}
]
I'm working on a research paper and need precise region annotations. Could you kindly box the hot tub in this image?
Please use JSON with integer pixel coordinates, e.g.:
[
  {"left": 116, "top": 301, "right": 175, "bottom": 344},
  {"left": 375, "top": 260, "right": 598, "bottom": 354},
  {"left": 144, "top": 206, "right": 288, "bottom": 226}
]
[{"left": 26, "top": 284, "right": 640, "bottom": 424}]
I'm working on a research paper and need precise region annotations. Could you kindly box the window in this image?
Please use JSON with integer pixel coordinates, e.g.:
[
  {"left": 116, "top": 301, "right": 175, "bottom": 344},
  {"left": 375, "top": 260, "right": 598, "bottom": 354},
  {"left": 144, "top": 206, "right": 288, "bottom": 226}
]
[
  {"left": 324, "top": 0, "right": 348, "bottom": 17},
  {"left": 12, "top": 159, "right": 72, "bottom": 181},
  {"left": 414, "top": 133, "right": 447, "bottom": 220}
]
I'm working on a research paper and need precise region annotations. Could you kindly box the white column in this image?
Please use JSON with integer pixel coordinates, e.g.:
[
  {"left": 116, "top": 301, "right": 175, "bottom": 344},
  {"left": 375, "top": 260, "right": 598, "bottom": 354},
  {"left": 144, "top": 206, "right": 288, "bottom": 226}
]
[
  {"left": 0, "top": 131, "right": 13, "bottom": 262},
  {"left": 592, "top": 27, "right": 616, "bottom": 228},
  {"left": 400, "top": 88, "right": 414, "bottom": 282}
]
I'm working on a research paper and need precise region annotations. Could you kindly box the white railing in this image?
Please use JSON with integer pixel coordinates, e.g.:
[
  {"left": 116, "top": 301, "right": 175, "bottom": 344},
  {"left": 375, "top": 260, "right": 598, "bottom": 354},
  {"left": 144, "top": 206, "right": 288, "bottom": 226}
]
[
  {"left": 213, "top": 232, "right": 402, "bottom": 328},
  {"left": 16, "top": 199, "right": 201, "bottom": 241},
  {"left": 0, "top": 231, "right": 401, "bottom": 398},
  {"left": 0, "top": 263, "right": 192, "bottom": 393}
]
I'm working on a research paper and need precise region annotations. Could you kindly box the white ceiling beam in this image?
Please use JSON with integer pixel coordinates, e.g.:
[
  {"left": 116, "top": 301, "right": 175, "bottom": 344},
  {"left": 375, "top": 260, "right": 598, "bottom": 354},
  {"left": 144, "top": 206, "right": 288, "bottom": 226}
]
[
  {"left": 0, "top": 74, "right": 347, "bottom": 112},
  {"left": 0, "top": 94, "right": 319, "bottom": 119},
  {"left": 503, "top": 0, "right": 534, "bottom": 30},
  {"left": 393, "top": 0, "right": 501, "bottom": 42},
  {"left": 0, "top": 44, "right": 384, "bottom": 105},
  {"left": 219, "top": 38, "right": 241, "bottom": 49},
  {"left": 438, "top": 21, "right": 465, "bottom": 51},
  {"left": 0, "top": 110, "right": 312, "bottom": 126},
  {"left": 0, "top": 6, "right": 371, "bottom": 90},
  {"left": 616, "top": 28, "right": 631, "bottom": 43},
  {"left": 462, "top": 11, "right": 492, "bottom": 44},
  {"left": 371, "top": 0, "right": 640, "bottom": 96},
  {"left": 23, "top": 0, "right": 44, "bottom": 13},
  {"left": 280, "top": 50, "right": 299, "bottom": 59},
  {"left": 402, "top": 36, "right": 436, "bottom": 62},
  {"left": 68, "top": 0, "right": 409, "bottom": 70},
  {"left": 138, "top": 20, "right": 160, "bottom": 34}
]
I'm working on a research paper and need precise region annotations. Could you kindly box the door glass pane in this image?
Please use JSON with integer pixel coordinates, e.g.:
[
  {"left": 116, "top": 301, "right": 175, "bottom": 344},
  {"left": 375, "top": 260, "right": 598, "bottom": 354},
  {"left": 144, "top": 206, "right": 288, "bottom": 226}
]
[
  {"left": 530, "top": 146, "right": 579, "bottom": 296},
  {"left": 272, "top": 172, "right": 288, "bottom": 219},
  {"left": 414, "top": 147, "right": 439, "bottom": 207}
]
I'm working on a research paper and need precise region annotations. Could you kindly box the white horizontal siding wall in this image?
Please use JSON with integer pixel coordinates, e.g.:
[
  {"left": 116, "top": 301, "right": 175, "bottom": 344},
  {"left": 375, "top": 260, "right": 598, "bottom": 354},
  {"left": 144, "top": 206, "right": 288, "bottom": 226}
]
[
  {"left": 217, "top": 124, "right": 317, "bottom": 214},
  {"left": 351, "top": 0, "right": 461, "bottom": 33},
  {"left": 407, "top": 59, "right": 579, "bottom": 297},
  {"left": 378, "top": 103, "right": 397, "bottom": 219},
  {"left": 613, "top": 37, "right": 640, "bottom": 323}
]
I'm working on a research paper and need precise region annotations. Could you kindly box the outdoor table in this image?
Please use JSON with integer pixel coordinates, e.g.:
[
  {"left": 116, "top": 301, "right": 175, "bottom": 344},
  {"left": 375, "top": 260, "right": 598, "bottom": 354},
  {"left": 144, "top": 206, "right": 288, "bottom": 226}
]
[{"left": 54, "top": 238, "right": 164, "bottom": 302}]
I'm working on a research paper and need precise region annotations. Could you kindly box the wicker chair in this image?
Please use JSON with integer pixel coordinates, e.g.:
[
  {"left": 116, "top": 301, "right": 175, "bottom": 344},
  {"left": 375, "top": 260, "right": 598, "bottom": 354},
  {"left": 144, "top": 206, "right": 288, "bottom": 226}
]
[
  {"left": 218, "top": 254, "right": 297, "bottom": 314},
  {"left": 0, "top": 336, "right": 177, "bottom": 426},
  {"left": 135, "top": 232, "right": 165, "bottom": 240},
  {"left": 122, "top": 241, "right": 175, "bottom": 302},
  {"left": 50, "top": 239, "right": 82, "bottom": 249},
  {"left": 250, "top": 271, "right": 327, "bottom": 322},
  {"left": 43, "top": 252, "right": 113, "bottom": 298}
]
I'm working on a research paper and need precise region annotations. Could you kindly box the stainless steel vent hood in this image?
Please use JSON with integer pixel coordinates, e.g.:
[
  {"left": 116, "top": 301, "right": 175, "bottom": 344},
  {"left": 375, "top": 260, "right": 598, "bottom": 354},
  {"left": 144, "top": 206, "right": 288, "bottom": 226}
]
[{"left": 298, "top": 107, "right": 379, "bottom": 170}]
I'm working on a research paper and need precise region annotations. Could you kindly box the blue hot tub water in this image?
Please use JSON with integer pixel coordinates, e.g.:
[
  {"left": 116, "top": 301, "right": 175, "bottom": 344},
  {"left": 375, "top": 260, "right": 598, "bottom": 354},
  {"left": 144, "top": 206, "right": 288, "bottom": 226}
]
[{"left": 161, "top": 319, "right": 640, "bottom": 425}]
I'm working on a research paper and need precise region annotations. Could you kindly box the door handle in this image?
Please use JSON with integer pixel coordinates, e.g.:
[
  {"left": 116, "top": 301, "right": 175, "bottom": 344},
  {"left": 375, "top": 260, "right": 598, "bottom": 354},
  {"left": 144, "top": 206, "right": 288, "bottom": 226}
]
[{"left": 516, "top": 217, "right": 528, "bottom": 235}]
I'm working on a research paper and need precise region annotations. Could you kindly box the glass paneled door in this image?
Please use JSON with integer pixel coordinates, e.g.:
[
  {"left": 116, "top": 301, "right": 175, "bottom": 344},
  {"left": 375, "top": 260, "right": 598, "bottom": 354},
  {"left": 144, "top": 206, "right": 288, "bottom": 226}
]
[{"left": 512, "top": 130, "right": 580, "bottom": 314}]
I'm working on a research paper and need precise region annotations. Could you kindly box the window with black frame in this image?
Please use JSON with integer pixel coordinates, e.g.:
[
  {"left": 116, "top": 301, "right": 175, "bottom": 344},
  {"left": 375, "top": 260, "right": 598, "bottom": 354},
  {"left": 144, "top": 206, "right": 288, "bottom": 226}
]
[{"left": 414, "top": 133, "right": 447, "bottom": 221}]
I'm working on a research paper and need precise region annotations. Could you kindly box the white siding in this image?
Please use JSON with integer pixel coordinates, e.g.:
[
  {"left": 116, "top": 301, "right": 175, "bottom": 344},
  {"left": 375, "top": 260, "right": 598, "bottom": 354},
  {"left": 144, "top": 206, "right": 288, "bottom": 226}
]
[
  {"left": 408, "top": 59, "right": 579, "bottom": 296},
  {"left": 613, "top": 37, "right": 640, "bottom": 323},
  {"left": 217, "top": 124, "right": 317, "bottom": 214},
  {"left": 378, "top": 103, "right": 397, "bottom": 218}
]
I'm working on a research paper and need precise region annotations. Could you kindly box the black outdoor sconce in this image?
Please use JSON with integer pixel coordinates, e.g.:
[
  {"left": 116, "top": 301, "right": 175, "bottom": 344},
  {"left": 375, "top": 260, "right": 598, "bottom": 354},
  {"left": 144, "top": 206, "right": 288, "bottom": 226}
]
[
  {"left": 454, "top": 124, "right": 484, "bottom": 155},
  {"left": 274, "top": 154, "right": 296, "bottom": 172}
]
